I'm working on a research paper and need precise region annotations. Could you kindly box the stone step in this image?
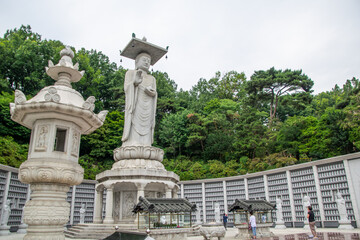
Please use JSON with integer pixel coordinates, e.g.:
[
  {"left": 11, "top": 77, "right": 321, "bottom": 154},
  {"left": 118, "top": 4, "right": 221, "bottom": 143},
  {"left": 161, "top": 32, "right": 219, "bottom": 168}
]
[{"left": 65, "top": 223, "right": 138, "bottom": 239}]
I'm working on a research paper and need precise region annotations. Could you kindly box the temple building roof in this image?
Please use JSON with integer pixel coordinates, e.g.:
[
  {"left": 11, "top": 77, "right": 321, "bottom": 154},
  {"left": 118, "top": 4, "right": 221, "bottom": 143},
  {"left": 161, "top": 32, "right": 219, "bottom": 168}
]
[
  {"left": 228, "top": 199, "right": 275, "bottom": 212},
  {"left": 132, "top": 197, "right": 197, "bottom": 213}
]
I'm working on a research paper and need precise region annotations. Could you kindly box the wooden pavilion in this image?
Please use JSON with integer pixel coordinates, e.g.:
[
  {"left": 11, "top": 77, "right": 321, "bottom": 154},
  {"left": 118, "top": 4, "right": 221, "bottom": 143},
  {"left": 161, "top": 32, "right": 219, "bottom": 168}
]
[{"left": 132, "top": 197, "right": 197, "bottom": 229}]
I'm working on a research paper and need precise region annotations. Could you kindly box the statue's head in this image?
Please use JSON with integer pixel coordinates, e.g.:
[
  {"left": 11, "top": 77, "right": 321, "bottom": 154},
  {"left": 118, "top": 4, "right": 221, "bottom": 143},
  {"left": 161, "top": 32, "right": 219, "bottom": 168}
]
[
  {"left": 337, "top": 192, "right": 342, "bottom": 198},
  {"left": 135, "top": 53, "right": 151, "bottom": 71}
]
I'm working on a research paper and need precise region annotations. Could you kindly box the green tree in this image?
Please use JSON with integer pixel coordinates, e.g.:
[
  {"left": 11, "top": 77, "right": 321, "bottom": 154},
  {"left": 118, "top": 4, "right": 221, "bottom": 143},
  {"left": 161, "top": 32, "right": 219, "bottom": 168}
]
[
  {"left": 186, "top": 113, "right": 207, "bottom": 155},
  {"left": 0, "top": 25, "right": 64, "bottom": 95},
  {"left": 0, "top": 92, "right": 30, "bottom": 143},
  {"left": 79, "top": 110, "right": 124, "bottom": 179},
  {"left": 73, "top": 48, "right": 118, "bottom": 112},
  {"left": 247, "top": 67, "right": 314, "bottom": 127},
  {"left": 0, "top": 136, "right": 28, "bottom": 168},
  {"left": 158, "top": 110, "right": 190, "bottom": 158}
]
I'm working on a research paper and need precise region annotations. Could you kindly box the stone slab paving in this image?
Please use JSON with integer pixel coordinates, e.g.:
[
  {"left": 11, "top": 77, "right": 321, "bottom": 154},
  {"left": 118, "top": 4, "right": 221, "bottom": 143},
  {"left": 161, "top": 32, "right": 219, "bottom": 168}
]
[
  {"left": 187, "top": 228, "right": 360, "bottom": 240},
  {"left": 1, "top": 228, "right": 359, "bottom": 240},
  {"left": 0, "top": 233, "right": 97, "bottom": 240}
]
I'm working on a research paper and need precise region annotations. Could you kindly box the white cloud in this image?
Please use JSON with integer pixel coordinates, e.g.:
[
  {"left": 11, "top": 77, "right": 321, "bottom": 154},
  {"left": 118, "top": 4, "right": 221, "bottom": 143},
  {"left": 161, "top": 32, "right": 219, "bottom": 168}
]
[{"left": 0, "top": 0, "right": 359, "bottom": 93}]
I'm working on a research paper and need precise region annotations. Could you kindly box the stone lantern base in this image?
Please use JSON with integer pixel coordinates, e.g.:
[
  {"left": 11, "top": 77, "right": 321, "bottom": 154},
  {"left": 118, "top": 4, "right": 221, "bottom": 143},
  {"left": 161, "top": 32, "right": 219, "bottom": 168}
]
[{"left": 19, "top": 159, "right": 84, "bottom": 240}]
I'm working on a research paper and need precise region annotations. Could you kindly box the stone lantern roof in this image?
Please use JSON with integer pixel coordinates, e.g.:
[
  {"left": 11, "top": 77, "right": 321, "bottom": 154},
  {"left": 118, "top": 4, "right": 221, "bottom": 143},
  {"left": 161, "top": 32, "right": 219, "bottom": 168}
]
[{"left": 9, "top": 46, "right": 108, "bottom": 134}]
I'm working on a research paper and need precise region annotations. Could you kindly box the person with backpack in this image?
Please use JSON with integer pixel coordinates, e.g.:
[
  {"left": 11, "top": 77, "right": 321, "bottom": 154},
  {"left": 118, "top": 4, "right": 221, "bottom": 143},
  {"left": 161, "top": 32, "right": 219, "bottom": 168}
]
[{"left": 307, "top": 206, "right": 317, "bottom": 238}]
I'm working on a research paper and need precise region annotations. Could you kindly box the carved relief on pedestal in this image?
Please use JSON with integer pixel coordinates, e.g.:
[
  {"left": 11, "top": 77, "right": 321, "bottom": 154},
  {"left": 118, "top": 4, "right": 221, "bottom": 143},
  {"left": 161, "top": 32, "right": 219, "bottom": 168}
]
[
  {"left": 122, "top": 192, "right": 136, "bottom": 218},
  {"left": 23, "top": 184, "right": 70, "bottom": 226},
  {"left": 24, "top": 199, "right": 70, "bottom": 225},
  {"left": 34, "top": 125, "right": 49, "bottom": 152},
  {"left": 112, "top": 159, "right": 165, "bottom": 170},
  {"left": 71, "top": 131, "right": 80, "bottom": 157},
  {"left": 114, "top": 146, "right": 164, "bottom": 162},
  {"left": 144, "top": 192, "right": 151, "bottom": 198},
  {"left": 19, "top": 159, "right": 83, "bottom": 186}
]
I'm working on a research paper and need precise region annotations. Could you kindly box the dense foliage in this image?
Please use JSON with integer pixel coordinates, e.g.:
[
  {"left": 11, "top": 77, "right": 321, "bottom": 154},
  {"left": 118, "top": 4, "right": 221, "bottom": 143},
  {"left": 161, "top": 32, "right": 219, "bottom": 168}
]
[{"left": 1, "top": 25, "right": 359, "bottom": 180}]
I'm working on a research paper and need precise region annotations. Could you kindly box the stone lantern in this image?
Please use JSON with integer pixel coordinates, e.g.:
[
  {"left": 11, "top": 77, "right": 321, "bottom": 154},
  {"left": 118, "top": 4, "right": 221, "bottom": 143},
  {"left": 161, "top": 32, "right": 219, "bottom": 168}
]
[{"left": 9, "top": 47, "right": 108, "bottom": 240}]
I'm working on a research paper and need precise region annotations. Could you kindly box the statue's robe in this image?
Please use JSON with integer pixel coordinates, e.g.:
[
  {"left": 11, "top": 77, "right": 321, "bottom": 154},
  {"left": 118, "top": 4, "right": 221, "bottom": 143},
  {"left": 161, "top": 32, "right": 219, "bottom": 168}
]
[{"left": 121, "top": 69, "right": 157, "bottom": 146}]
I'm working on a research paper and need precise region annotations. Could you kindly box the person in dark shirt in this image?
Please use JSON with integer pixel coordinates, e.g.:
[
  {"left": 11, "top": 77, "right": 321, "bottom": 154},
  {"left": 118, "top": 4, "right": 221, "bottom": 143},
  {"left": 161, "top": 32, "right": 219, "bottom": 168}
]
[
  {"left": 223, "top": 213, "right": 228, "bottom": 230},
  {"left": 307, "top": 206, "right": 317, "bottom": 238}
]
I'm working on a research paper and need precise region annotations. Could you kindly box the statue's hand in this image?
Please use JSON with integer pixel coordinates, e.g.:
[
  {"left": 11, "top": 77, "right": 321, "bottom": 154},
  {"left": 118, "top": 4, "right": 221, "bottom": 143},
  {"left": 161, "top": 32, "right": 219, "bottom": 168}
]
[
  {"left": 134, "top": 70, "right": 143, "bottom": 86},
  {"left": 145, "top": 86, "right": 156, "bottom": 97}
]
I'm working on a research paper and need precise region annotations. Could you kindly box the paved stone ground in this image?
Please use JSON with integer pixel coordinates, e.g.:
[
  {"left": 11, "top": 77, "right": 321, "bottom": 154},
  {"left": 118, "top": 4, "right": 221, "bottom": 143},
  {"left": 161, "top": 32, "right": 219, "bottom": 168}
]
[
  {"left": 187, "top": 227, "right": 360, "bottom": 240},
  {"left": 1, "top": 228, "right": 359, "bottom": 240}
]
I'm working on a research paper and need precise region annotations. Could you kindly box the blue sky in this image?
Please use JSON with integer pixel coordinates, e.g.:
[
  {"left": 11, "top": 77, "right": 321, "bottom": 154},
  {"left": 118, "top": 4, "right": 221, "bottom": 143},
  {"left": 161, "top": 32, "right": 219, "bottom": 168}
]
[{"left": 1, "top": 0, "right": 359, "bottom": 93}]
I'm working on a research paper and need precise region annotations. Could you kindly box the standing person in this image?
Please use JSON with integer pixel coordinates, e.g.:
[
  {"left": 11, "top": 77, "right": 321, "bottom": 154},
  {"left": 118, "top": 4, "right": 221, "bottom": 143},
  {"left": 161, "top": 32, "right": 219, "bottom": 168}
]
[
  {"left": 307, "top": 206, "right": 317, "bottom": 238},
  {"left": 222, "top": 213, "right": 228, "bottom": 230},
  {"left": 249, "top": 211, "right": 256, "bottom": 239}
]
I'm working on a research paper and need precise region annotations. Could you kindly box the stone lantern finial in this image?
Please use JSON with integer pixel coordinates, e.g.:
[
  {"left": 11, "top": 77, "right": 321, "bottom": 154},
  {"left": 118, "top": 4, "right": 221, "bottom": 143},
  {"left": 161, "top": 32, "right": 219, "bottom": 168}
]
[{"left": 45, "top": 46, "right": 85, "bottom": 88}]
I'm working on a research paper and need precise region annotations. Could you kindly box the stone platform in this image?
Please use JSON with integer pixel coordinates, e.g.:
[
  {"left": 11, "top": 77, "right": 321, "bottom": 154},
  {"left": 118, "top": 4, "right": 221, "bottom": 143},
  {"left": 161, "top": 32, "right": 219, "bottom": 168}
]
[{"left": 1, "top": 228, "right": 360, "bottom": 240}]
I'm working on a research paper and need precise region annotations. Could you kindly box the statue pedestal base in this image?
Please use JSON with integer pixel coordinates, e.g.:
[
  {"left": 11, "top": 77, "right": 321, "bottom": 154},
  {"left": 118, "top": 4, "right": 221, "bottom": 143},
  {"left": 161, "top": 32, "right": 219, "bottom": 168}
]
[
  {"left": 338, "top": 220, "right": 354, "bottom": 230},
  {"left": 196, "top": 222, "right": 226, "bottom": 240},
  {"left": 0, "top": 225, "right": 10, "bottom": 236},
  {"left": 275, "top": 221, "right": 286, "bottom": 229},
  {"left": 303, "top": 222, "right": 309, "bottom": 229},
  {"left": 235, "top": 223, "right": 274, "bottom": 238},
  {"left": 17, "top": 223, "right": 28, "bottom": 234}
]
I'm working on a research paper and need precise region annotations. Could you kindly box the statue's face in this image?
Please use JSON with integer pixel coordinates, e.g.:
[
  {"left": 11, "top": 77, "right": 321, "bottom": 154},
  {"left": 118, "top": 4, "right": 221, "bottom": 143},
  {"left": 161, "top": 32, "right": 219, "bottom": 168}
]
[{"left": 136, "top": 54, "right": 151, "bottom": 71}]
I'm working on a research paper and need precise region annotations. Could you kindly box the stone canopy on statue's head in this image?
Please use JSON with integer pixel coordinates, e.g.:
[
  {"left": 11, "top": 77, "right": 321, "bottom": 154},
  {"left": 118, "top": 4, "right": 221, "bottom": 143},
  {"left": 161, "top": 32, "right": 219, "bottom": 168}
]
[{"left": 120, "top": 37, "right": 167, "bottom": 66}]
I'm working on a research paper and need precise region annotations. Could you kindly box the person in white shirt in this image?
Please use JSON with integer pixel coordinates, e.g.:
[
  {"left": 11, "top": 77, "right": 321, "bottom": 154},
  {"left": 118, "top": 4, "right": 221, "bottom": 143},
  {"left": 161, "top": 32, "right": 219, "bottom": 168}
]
[{"left": 249, "top": 211, "right": 257, "bottom": 239}]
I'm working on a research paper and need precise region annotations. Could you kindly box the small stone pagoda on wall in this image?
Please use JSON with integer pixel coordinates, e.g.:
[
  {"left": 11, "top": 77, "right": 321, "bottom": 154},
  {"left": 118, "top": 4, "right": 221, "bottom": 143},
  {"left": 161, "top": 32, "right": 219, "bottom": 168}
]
[{"left": 94, "top": 36, "right": 179, "bottom": 225}]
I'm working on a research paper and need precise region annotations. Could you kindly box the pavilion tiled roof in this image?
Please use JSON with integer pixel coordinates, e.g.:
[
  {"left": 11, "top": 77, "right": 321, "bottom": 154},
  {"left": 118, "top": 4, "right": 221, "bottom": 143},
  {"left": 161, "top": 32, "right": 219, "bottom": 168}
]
[
  {"left": 228, "top": 199, "right": 275, "bottom": 212},
  {"left": 132, "top": 197, "right": 197, "bottom": 213}
]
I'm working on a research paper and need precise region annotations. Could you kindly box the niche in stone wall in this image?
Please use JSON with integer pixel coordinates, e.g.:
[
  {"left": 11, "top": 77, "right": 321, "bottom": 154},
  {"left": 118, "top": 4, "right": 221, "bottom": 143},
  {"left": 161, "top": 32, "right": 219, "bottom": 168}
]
[{"left": 54, "top": 128, "right": 67, "bottom": 152}]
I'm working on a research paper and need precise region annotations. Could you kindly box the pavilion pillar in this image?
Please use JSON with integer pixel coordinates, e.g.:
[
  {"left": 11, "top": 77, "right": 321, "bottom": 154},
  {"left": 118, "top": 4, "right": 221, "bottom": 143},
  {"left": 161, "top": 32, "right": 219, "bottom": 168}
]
[
  {"left": 103, "top": 186, "right": 114, "bottom": 224},
  {"left": 93, "top": 188, "right": 103, "bottom": 223},
  {"left": 136, "top": 182, "right": 146, "bottom": 199},
  {"left": 172, "top": 189, "right": 178, "bottom": 199}
]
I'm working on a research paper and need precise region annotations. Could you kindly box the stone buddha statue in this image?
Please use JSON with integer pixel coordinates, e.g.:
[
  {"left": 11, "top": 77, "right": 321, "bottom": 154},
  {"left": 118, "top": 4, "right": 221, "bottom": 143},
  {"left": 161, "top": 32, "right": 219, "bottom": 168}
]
[
  {"left": 121, "top": 52, "right": 157, "bottom": 147},
  {"left": 120, "top": 36, "right": 167, "bottom": 148}
]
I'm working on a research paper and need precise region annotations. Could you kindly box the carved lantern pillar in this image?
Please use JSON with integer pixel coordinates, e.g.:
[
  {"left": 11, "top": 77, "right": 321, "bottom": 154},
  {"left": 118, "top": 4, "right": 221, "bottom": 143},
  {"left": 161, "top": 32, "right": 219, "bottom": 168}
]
[{"left": 10, "top": 47, "right": 108, "bottom": 240}]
